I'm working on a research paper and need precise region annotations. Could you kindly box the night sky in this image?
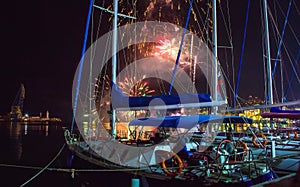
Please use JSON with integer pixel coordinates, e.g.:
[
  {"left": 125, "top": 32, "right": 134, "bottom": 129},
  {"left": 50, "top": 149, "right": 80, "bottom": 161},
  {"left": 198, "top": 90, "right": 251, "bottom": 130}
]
[
  {"left": 1, "top": 1, "right": 88, "bottom": 121},
  {"left": 0, "top": 0, "right": 299, "bottom": 122}
]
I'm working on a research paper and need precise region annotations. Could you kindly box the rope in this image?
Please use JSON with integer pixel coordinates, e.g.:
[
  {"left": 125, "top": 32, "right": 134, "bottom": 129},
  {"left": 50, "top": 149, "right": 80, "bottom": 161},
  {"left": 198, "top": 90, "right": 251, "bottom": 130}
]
[
  {"left": 191, "top": 1, "right": 207, "bottom": 44},
  {"left": 168, "top": 0, "right": 194, "bottom": 95},
  {"left": 1, "top": 151, "right": 298, "bottom": 180},
  {"left": 71, "top": 0, "right": 94, "bottom": 133},
  {"left": 19, "top": 143, "right": 66, "bottom": 187},
  {"left": 218, "top": 1, "right": 233, "bottom": 45},
  {"left": 1, "top": 159, "right": 281, "bottom": 173},
  {"left": 93, "top": 4, "right": 136, "bottom": 19},
  {"left": 277, "top": 0, "right": 300, "bottom": 46},
  {"left": 233, "top": 0, "right": 251, "bottom": 108},
  {"left": 271, "top": 0, "right": 292, "bottom": 79},
  {"left": 293, "top": 0, "right": 300, "bottom": 15},
  {"left": 0, "top": 164, "right": 42, "bottom": 170},
  {"left": 0, "top": 163, "right": 194, "bottom": 173},
  {"left": 260, "top": 1, "right": 268, "bottom": 104},
  {"left": 267, "top": 1, "right": 300, "bottom": 86},
  {"left": 284, "top": 49, "right": 300, "bottom": 100}
]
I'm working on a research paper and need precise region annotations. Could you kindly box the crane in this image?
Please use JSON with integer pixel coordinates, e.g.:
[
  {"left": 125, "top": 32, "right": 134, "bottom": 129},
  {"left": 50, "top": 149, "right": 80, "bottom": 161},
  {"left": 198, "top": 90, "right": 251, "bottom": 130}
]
[{"left": 10, "top": 84, "right": 25, "bottom": 120}]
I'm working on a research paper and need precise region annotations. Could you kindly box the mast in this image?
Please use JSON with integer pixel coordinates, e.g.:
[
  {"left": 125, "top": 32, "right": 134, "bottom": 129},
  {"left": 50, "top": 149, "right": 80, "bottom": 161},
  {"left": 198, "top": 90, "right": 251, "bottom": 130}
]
[
  {"left": 71, "top": 0, "right": 93, "bottom": 133},
  {"left": 111, "top": 0, "right": 118, "bottom": 138},
  {"left": 169, "top": 0, "right": 193, "bottom": 95},
  {"left": 212, "top": 0, "right": 218, "bottom": 114},
  {"left": 93, "top": 2, "right": 135, "bottom": 139},
  {"left": 263, "top": 0, "right": 273, "bottom": 105}
]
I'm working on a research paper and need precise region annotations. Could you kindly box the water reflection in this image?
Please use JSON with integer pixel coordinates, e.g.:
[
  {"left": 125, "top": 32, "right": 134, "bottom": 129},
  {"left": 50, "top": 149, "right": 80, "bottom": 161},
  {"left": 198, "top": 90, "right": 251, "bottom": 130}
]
[
  {"left": 23, "top": 123, "right": 49, "bottom": 136},
  {"left": 0, "top": 122, "right": 51, "bottom": 162},
  {"left": 8, "top": 122, "right": 22, "bottom": 161}
]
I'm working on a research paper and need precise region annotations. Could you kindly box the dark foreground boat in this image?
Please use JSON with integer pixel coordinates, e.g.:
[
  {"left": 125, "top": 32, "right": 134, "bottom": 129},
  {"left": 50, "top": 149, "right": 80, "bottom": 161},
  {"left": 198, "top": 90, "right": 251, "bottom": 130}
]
[
  {"left": 64, "top": 115, "right": 277, "bottom": 186},
  {"left": 63, "top": 0, "right": 300, "bottom": 186}
]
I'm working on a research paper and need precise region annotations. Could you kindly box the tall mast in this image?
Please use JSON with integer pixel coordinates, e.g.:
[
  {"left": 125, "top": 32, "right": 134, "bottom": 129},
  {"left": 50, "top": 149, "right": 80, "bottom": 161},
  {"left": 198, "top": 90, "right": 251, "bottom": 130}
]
[
  {"left": 71, "top": 0, "right": 93, "bottom": 133},
  {"left": 263, "top": 0, "right": 273, "bottom": 105},
  {"left": 212, "top": 0, "right": 218, "bottom": 113},
  {"left": 111, "top": 0, "right": 118, "bottom": 138}
]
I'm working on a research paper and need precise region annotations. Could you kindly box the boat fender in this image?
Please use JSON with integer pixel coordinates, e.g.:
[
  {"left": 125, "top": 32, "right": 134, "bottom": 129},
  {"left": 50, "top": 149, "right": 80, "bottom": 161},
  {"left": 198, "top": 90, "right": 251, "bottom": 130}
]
[
  {"left": 236, "top": 140, "right": 249, "bottom": 159},
  {"left": 294, "top": 131, "right": 299, "bottom": 138},
  {"left": 252, "top": 133, "right": 267, "bottom": 148},
  {"left": 287, "top": 131, "right": 298, "bottom": 138},
  {"left": 160, "top": 152, "right": 183, "bottom": 177},
  {"left": 215, "top": 139, "right": 233, "bottom": 163}
]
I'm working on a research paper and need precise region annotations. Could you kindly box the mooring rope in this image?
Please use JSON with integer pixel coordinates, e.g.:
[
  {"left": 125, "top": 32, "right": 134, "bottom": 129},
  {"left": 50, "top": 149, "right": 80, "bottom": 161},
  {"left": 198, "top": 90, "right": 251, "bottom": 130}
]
[
  {"left": 2, "top": 153, "right": 298, "bottom": 174},
  {"left": 19, "top": 143, "right": 66, "bottom": 187},
  {"left": 0, "top": 149, "right": 298, "bottom": 185}
]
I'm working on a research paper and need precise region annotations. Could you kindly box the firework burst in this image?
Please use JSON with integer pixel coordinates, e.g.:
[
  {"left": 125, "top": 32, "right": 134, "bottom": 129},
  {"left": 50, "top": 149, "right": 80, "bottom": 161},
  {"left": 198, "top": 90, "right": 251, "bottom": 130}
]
[
  {"left": 118, "top": 76, "right": 155, "bottom": 96},
  {"left": 153, "top": 38, "right": 192, "bottom": 66}
]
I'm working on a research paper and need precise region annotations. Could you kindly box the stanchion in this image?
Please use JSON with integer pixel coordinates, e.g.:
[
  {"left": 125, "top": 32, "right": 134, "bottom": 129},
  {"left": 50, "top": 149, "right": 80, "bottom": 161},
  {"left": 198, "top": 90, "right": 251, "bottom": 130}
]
[{"left": 271, "top": 140, "right": 276, "bottom": 158}]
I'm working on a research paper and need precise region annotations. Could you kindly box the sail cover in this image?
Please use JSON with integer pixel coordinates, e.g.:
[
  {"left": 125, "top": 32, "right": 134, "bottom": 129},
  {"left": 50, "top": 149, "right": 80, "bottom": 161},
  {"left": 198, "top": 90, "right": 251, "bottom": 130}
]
[
  {"left": 129, "top": 115, "right": 252, "bottom": 130},
  {"left": 111, "top": 83, "right": 212, "bottom": 110},
  {"left": 261, "top": 107, "right": 300, "bottom": 119}
]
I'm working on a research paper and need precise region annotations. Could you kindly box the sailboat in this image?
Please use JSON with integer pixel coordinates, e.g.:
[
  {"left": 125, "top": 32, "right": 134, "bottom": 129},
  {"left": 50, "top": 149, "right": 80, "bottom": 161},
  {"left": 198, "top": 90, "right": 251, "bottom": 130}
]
[{"left": 63, "top": 0, "right": 284, "bottom": 185}]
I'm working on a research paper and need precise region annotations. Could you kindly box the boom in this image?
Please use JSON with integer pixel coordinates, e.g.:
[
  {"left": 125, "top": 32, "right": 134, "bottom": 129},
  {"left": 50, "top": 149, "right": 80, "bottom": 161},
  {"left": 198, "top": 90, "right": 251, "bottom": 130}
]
[{"left": 10, "top": 84, "right": 25, "bottom": 120}]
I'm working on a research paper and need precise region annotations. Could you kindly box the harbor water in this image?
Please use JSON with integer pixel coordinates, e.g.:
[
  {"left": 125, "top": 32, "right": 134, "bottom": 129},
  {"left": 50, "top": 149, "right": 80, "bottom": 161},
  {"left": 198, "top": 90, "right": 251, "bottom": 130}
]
[
  {"left": 2, "top": 122, "right": 298, "bottom": 187},
  {"left": 0, "top": 122, "right": 206, "bottom": 187}
]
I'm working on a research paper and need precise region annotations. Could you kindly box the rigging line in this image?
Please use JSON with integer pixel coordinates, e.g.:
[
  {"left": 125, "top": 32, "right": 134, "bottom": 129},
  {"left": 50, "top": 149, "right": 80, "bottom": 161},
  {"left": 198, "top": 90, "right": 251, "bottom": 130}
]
[
  {"left": 206, "top": 6, "right": 211, "bottom": 94},
  {"left": 20, "top": 144, "right": 66, "bottom": 187},
  {"left": 264, "top": 40, "right": 300, "bottom": 83},
  {"left": 270, "top": 25, "right": 300, "bottom": 85},
  {"left": 87, "top": 6, "right": 96, "bottom": 132},
  {"left": 212, "top": 22, "right": 220, "bottom": 97},
  {"left": 206, "top": 8, "right": 212, "bottom": 44},
  {"left": 191, "top": 1, "right": 205, "bottom": 42},
  {"left": 168, "top": 0, "right": 194, "bottom": 95},
  {"left": 281, "top": 43, "right": 300, "bottom": 84},
  {"left": 217, "top": 46, "right": 233, "bottom": 49},
  {"left": 205, "top": 6, "right": 211, "bottom": 46},
  {"left": 100, "top": 33, "right": 112, "bottom": 103},
  {"left": 202, "top": 5, "right": 211, "bottom": 47},
  {"left": 272, "top": 0, "right": 278, "bottom": 27},
  {"left": 293, "top": 0, "right": 300, "bottom": 15},
  {"left": 219, "top": 65, "right": 237, "bottom": 106},
  {"left": 131, "top": 0, "right": 137, "bottom": 82},
  {"left": 90, "top": 1, "right": 106, "bottom": 119},
  {"left": 88, "top": 1, "right": 107, "bottom": 111},
  {"left": 93, "top": 4, "right": 136, "bottom": 19},
  {"left": 224, "top": 99, "right": 300, "bottom": 112},
  {"left": 218, "top": 2, "right": 233, "bottom": 45},
  {"left": 264, "top": 0, "right": 274, "bottom": 105},
  {"left": 71, "top": 0, "right": 94, "bottom": 133},
  {"left": 91, "top": 0, "right": 106, "bottom": 63},
  {"left": 284, "top": 159, "right": 300, "bottom": 170},
  {"left": 267, "top": 5, "right": 300, "bottom": 85},
  {"left": 224, "top": 48, "right": 233, "bottom": 103},
  {"left": 260, "top": 2, "right": 268, "bottom": 104},
  {"left": 225, "top": 0, "right": 235, "bottom": 104},
  {"left": 275, "top": 0, "right": 300, "bottom": 46},
  {"left": 271, "top": 0, "right": 293, "bottom": 79},
  {"left": 233, "top": 0, "right": 251, "bottom": 109},
  {"left": 269, "top": 13, "right": 281, "bottom": 102},
  {"left": 0, "top": 164, "right": 42, "bottom": 170},
  {"left": 284, "top": 49, "right": 300, "bottom": 99},
  {"left": 269, "top": 5, "right": 280, "bottom": 102}
]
